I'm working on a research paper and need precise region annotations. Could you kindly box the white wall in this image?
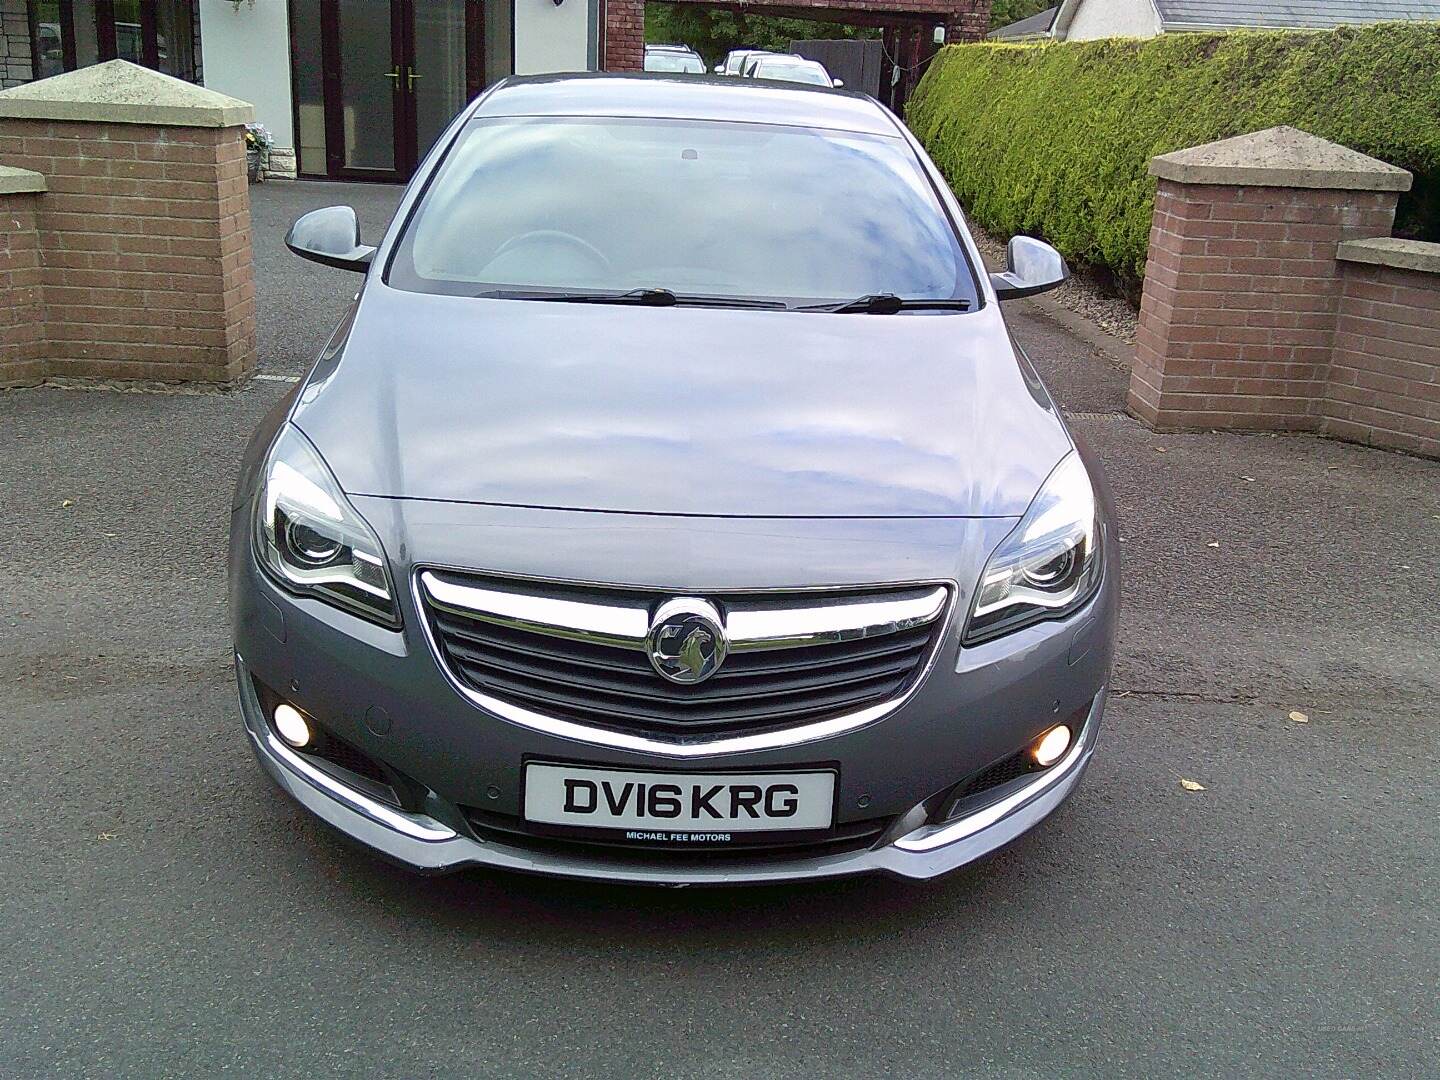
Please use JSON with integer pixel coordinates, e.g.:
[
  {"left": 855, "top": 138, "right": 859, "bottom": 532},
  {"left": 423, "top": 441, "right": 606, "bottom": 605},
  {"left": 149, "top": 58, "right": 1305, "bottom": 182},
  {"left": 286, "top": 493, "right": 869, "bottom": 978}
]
[
  {"left": 198, "top": 0, "right": 294, "bottom": 150},
  {"left": 513, "top": 0, "right": 591, "bottom": 75},
  {"left": 1062, "top": 0, "right": 1162, "bottom": 40}
]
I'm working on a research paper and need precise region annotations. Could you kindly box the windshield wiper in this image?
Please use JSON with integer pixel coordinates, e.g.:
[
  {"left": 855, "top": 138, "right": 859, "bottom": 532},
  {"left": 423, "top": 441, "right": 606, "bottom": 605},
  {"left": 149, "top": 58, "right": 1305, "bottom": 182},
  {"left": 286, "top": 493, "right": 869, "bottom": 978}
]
[
  {"left": 798, "top": 293, "right": 972, "bottom": 314},
  {"left": 475, "top": 287, "right": 786, "bottom": 310}
]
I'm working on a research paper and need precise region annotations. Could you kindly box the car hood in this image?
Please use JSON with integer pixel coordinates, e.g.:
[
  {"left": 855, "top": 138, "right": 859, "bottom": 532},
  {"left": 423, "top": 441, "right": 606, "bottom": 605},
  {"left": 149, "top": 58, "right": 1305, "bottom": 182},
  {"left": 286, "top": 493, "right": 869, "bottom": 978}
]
[{"left": 291, "top": 284, "right": 1071, "bottom": 519}]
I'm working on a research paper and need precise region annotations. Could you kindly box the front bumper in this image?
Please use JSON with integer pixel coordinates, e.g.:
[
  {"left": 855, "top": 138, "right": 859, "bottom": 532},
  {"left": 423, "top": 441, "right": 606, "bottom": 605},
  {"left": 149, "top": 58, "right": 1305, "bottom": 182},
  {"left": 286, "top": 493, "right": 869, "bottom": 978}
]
[
  {"left": 238, "top": 655, "right": 1104, "bottom": 884},
  {"left": 231, "top": 494, "right": 1116, "bottom": 885}
]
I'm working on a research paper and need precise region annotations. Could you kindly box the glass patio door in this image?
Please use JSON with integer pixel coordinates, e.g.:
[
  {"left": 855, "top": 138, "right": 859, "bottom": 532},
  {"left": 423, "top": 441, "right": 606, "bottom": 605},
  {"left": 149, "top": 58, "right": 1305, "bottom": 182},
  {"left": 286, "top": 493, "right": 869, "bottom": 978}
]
[
  {"left": 304, "top": 0, "right": 489, "bottom": 182},
  {"left": 330, "top": 0, "right": 406, "bottom": 180}
]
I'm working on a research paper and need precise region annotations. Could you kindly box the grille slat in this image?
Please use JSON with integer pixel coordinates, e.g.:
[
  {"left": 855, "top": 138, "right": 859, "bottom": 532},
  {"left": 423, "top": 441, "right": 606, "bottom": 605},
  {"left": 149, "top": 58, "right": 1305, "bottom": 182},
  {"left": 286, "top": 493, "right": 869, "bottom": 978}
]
[{"left": 423, "top": 570, "right": 948, "bottom": 739}]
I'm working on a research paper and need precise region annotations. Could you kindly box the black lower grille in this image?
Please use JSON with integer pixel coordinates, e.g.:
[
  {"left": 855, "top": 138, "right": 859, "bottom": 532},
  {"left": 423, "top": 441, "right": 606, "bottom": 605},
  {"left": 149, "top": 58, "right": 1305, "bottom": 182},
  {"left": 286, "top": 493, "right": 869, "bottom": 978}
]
[
  {"left": 464, "top": 808, "right": 889, "bottom": 862},
  {"left": 422, "top": 571, "right": 948, "bottom": 739}
]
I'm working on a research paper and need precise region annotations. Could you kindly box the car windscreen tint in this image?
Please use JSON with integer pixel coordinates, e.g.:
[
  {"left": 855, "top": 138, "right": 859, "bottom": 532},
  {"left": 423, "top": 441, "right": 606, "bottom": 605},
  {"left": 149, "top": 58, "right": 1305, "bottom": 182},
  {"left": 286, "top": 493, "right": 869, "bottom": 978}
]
[
  {"left": 644, "top": 54, "right": 704, "bottom": 73},
  {"left": 388, "top": 116, "right": 978, "bottom": 309},
  {"left": 754, "top": 63, "right": 831, "bottom": 85}
]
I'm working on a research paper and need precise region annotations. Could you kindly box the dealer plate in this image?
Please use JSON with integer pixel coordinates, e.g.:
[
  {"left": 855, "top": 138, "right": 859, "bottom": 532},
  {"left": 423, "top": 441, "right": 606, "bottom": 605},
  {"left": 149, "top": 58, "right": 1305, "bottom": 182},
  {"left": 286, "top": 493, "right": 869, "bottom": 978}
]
[{"left": 523, "top": 762, "right": 836, "bottom": 834}]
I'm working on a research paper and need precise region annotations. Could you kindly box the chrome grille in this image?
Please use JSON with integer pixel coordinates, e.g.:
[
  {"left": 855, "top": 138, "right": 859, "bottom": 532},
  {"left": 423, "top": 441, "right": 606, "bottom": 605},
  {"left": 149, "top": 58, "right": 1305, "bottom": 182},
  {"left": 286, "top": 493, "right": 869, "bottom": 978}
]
[{"left": 419, "top": 569, "right": 950, "bottom": 739}]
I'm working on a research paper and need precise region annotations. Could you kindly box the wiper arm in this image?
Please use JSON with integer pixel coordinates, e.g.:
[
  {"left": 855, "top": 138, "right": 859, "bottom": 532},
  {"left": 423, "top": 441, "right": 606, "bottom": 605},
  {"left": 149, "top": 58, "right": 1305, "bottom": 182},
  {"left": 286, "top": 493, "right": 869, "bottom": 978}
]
[
  {"left": 474, "top": 287, "right": 786, "bottom": 310},
  {"left": 798, "top": 293, "right": 972, "bottom": 314}
]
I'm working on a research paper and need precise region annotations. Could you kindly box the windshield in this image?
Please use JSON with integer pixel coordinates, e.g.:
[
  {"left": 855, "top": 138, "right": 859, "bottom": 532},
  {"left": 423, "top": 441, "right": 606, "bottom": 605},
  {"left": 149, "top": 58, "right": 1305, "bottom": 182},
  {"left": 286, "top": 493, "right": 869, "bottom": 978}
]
[
  {"left": 754, "top": 62, "right": 831, "bottom": 85},
  {"left": 644, "top": 53, "right": 705, "bottom": 73},
  {"left": 388, "top": 116, "right": 978, "bottom": 309}
]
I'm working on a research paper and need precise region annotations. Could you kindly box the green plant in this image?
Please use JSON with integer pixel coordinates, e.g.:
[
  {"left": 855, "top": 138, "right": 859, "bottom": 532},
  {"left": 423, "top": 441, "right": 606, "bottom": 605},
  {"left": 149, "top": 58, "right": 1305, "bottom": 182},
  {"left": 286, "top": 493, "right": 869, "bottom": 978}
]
[{"left": 907, "top": 24, "right": 1440, "bottom": 290}]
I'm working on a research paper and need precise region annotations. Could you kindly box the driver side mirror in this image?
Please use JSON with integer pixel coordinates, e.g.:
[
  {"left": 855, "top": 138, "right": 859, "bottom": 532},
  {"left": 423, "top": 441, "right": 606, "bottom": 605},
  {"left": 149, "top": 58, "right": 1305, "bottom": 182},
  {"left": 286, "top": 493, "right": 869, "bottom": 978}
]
[
  {"left": 285, "top": 205, "right": 376, "bottom": 273},
  {"left": 832, "top": 78, "right": 844, "bottom": 88},
  {"left": 990, "top": 236, "right": 1068, "bottom": 300}
]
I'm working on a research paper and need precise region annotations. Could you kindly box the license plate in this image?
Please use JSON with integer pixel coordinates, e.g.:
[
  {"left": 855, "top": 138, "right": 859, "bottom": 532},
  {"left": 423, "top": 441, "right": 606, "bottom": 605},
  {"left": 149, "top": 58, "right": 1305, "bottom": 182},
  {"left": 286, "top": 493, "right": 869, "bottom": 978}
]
[{"left": 523, "top": 762, "right": 836, "bottom": 834}]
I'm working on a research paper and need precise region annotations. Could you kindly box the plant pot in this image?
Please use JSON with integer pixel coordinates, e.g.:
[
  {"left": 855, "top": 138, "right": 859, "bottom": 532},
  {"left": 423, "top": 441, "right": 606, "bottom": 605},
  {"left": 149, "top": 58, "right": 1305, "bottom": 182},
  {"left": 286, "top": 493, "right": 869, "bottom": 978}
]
[{"left": 247, "top": 147, "right": 266, "bottom": 183}]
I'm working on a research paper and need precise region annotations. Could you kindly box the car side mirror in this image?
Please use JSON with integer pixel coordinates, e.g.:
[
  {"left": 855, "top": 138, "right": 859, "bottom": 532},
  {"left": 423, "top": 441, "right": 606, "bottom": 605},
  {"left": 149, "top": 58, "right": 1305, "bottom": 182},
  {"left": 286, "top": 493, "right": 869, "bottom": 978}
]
[
  {"left": 989, "top": 236, "right": 1068, "bottom": 300},
  {"left": 832, "top": 78, "right": 844, "bottom": 88},
  {"left": 285, "top": 205, "right": 376, "bottom": 273}
]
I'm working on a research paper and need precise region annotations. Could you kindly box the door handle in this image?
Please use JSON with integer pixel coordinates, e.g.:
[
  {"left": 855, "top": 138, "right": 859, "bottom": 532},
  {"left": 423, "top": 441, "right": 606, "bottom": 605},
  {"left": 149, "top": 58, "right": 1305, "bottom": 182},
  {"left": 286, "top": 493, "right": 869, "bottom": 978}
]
[
  {"left": 407, "top": 66, "right": 422, "bottom": 92},
  {"left": 384, "top": 66, "right": 400, "bottom": 90}
]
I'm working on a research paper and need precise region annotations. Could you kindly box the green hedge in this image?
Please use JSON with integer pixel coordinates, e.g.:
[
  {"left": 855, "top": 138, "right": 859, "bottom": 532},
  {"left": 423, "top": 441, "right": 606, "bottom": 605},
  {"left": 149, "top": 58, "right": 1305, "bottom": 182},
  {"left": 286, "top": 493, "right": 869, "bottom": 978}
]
[{"left": 906, "top": 25, "right": 1440, "bottom": 289}]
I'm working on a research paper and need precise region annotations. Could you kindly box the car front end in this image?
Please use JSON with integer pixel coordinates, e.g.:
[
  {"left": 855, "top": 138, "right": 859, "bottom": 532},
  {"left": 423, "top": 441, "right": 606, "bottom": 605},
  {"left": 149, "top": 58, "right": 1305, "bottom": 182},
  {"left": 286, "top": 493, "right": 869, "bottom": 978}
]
[{"left": 230, "top": 74, "right": 1117, "bottom": 885}]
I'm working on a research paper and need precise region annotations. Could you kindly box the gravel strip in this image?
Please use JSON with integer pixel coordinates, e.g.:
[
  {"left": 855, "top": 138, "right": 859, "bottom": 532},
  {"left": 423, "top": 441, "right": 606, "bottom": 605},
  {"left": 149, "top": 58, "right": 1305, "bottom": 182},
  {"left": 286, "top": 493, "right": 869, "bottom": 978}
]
[{"left": 969, "top": 225, "right": 1139, "bottom": 346}]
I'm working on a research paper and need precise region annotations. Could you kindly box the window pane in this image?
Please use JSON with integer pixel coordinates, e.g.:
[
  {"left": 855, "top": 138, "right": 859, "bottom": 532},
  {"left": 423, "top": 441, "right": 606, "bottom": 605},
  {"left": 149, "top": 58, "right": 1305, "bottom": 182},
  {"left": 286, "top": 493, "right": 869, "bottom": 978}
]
[
  {"left": 71, "top": 0, "right": 100, "bottom": 67},
  {"left": 391, "top": 117, "right": 976, "bottom": 307},
  {"left": 110, "top": 0, "right": 143, "bottom": 63},
  {"left": 291, "top": 0, "right": 327, "bottom": 175},
  {"left": 412, "top": 0, "right": 466, "bottom": 158},
  {"left": 28, "top": 1, "right": 67, "bottom": 79},
  {"left": 337, "top": 0, "right": 396, "bottom": 171},
  {"left": 482, "top": 0, "right": 511, "bottom": 85},
  {"left": 154, "top": 0, "right": 194, "bottom": 79}
]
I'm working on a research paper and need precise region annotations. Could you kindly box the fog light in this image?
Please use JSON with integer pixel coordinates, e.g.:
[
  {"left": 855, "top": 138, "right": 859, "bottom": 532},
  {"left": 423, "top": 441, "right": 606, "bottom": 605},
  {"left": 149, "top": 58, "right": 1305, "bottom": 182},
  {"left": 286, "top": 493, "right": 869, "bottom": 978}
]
[
  {"left": 1032, "top": 724, "right": 1072, "bottom": 767},
  {"left": 273, "top": 703, "right": 313, "bottom": 749}
]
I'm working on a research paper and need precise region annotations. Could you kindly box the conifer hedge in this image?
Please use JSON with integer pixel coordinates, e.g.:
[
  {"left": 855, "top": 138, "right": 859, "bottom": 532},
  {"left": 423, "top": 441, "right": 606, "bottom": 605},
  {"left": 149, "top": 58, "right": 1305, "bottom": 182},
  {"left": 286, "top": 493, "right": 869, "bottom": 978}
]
[{"left": 906, "top": 25, "right": 1440, "bottom": 289}]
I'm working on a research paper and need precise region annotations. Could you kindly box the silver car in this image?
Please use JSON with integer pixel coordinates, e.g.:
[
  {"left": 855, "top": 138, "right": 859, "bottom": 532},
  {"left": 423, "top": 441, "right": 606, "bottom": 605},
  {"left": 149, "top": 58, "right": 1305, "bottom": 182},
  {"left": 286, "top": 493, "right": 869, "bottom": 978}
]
[{"left": 231, "top": 73, "right": 1116, "bottom": 885}]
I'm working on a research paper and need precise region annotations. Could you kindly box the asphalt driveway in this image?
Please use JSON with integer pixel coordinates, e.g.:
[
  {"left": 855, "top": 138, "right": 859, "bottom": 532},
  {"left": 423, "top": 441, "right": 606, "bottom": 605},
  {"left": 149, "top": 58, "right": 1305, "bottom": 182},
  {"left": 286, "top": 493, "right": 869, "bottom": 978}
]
[{"left": 0, "top": 182, "right": 1436, "bottom": 1078}]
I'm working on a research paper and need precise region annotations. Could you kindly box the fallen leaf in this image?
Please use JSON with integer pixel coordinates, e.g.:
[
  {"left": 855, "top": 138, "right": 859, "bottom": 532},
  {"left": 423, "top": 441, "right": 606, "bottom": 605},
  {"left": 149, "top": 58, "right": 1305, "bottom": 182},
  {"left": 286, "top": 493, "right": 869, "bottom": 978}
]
[
  {"left": 1241, "top": 476, "right": 1255, "bottom": 483},
  {"left": 60, "top": 499, "right": 73, "bottom": 508},
  {"left": 1153, "top": 446, "right": 1167, "bottom": 453},
  {"left": 1288, "top": 710, "right": 1309, "bottom": 724},
  {"left": 96, "top": 832, "right": 116, "bottom": 841},
  {"left": 1206, "top": 541, "right": 1221, "bottom": 548},
  {"left": 1180, "top": 779, "right": 1205, "bottom": 792}
]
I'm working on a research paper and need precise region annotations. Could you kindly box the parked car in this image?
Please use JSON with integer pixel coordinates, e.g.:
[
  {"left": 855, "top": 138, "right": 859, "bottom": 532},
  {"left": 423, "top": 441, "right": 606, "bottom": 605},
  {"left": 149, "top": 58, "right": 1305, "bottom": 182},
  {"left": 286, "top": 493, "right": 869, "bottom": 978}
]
[
  {"left": 744, "top": 54, "right": 842, "bottom": 87},
  {"left": 239, "top": 73, "right": 1115, "bottom": 886},
  {"left": 714, "top": 48, "right": 772, "bottom": 75},
  {"left": 643, "top": 44, "right": 706, "bottom": 74}
]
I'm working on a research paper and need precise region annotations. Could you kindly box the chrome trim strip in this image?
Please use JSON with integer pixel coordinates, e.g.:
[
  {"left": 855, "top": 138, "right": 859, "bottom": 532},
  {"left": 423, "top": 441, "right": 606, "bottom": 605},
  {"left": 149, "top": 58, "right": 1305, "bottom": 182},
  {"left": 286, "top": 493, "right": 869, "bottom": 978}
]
[
  {"left": 411, "top": 572, "right": 956, "bottom": 757},
  {"left": 891, "top": 732, "right": 1088, "bottom": 853},
  {"left": 422, "top": 572, "right": 650, "bottom": 649},
  {"left": 418, "top": 570, "right": 947, "bottom": 651},
  {"left": 263, "top": 731, "right": 457, "bottom": 841},
  {"left": 727, "top": 588, "right": 947, "bottom": 652}
]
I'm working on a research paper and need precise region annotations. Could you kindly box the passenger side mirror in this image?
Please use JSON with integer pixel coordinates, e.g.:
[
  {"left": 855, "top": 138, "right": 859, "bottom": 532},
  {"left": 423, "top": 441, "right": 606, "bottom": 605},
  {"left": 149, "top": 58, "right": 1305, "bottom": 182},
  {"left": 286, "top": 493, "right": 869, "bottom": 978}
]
[
  {"left": 832, "top": 79, "right": 844, "bottom": 88},
  {"left": 989, "top": 236, "right": 1069, "bottom": 300},
  {"left": 285, "top": 205, "right": 376, "bottom": 273}
]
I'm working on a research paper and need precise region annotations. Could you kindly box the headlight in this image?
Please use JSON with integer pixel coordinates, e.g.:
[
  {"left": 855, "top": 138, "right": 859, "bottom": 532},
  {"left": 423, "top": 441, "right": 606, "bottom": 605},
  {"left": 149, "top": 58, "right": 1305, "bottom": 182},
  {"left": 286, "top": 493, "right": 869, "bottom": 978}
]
[
  {"left": 963, "top": 452, "right": 1100, "bottom": 645},
  {"left": 253, "top": 424, "right": 399, "bottom": 627}
]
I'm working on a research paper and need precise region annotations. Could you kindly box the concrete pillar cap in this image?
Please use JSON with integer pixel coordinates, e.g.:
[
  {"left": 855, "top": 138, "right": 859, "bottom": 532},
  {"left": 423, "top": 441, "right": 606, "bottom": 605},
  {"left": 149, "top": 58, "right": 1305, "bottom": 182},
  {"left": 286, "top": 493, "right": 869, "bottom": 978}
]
[
  {"left": 0, "top": 165, "right": 46, "bottom": 194},
  {"left": 1149, "top": 126, "right": 1412, "bottom": 192},
  {"left": 0, "top": 59, "right": 254, "bottom": 128}
]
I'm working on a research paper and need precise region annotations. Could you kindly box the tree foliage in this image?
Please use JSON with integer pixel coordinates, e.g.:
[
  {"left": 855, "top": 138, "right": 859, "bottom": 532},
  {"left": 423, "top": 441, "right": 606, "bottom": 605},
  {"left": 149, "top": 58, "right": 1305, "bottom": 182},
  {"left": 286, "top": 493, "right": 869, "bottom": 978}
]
[
  {"left": 907, "top": 25, "right": 1440, "bottom": 287},
  {"left": 645, "top": 3, "right": 877, "bottom": 68},
  {"left": 987, "top": 0, "right": 1056, "bottom": 32}
]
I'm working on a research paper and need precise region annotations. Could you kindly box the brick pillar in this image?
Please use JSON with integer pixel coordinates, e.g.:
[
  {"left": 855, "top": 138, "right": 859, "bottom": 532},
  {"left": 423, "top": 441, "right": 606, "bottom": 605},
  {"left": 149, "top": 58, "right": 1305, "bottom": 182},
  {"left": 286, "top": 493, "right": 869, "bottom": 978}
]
[
  {"left": 1130, "top": 127, "right": 1411, "bottom": 432},
  {"left": 946, "top": 0, "right": 993, "bottom": 42},
  {"left": 0, "top": 59, "right": 256, "bottom": 386},
  {"left": 603, "top": 0, "right": 646, "bottom": 72},
  {"left": 0, "top": 167, "right": 46, "bottom": 386}
]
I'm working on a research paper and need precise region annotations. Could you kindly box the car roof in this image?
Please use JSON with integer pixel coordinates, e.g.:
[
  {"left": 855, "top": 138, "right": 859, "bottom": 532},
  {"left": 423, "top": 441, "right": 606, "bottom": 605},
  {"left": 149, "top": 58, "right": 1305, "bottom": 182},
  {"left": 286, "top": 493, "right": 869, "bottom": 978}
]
[{"left": 472, "top": 73, "right": 896, "bottom": 137}]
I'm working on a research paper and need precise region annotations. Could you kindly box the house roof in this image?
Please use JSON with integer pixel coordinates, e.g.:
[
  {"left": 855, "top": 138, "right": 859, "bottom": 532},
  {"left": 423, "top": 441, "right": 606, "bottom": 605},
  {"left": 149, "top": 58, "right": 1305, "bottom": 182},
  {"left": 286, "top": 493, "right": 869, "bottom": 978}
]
[
  {"left": 988, "top": 5, "right": 1060, "bottom": 38},
  {"left": 1153, "top": 0, "right": 1440, "bottom": 30}
]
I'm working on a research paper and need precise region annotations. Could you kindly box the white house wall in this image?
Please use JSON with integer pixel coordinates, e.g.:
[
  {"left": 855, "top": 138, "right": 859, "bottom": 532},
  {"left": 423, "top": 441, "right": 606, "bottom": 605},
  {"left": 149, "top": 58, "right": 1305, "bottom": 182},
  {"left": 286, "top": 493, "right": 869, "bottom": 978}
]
[
  {"left": 513, "top": 0, "right": 590, "bottom": 75},
  {"left": 198, "top": 0, "right": 296, "bottom": 172},
  {"left": 1063, "top": 0, "right": 1162, "bottom": 39}
]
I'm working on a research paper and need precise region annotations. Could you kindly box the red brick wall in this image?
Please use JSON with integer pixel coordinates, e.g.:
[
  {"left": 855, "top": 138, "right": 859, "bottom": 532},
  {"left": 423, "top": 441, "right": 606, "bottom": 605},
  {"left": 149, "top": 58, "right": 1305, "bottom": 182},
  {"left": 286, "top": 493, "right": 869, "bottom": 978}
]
[
  {"left": 0, "top": 190, "right": 45, "bottom": 386},
  {"left": 1131, "top": 179, "right": 1398, "bottom": 431},
  {"left": 1326, "top": 262, "right": 1440, "bottom": 458},
  {"left": 0, "top": 118, "right": 255, "bottom": 384},
  {"left": 605, "top": 0, "right": 646, "bottom": 71}
]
